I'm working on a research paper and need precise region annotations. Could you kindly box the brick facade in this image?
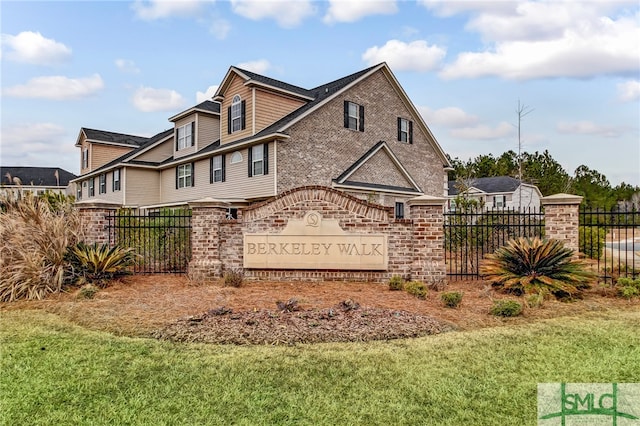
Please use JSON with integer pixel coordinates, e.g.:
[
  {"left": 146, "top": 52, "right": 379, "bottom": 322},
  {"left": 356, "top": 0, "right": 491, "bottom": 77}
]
[
  {"left": 541, "top": 193, "right": 583, "bottom": 252},
  {"left": 76, "top": 200, "right": 120, "bottom": 245}
]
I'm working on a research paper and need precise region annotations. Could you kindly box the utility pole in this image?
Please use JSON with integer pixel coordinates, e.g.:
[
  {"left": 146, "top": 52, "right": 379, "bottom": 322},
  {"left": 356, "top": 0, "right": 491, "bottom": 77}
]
[{"left": 516, "top": 100, "right": 533, "bottom": 208}]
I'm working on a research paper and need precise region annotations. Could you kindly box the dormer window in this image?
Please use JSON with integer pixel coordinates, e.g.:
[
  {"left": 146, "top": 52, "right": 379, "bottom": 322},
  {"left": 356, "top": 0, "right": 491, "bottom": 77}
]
[
  {"left": 228, "top": 95, "right": 246, "bottom": 134},
  {"left": 176, "top": 122, "right": 195, "bottom": 150},
  {"left": 82, "top": 147, "right": 89, "bottom": 169}
]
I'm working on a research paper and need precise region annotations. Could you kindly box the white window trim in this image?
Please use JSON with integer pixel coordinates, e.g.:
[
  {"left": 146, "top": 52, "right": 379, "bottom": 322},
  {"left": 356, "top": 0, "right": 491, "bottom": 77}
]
[
  {"left": 99, "top": 174, "right": 106, "bottom": 194},
  {"left": 177, "top": 123, "right": 193, "bottom": 150},
  {"left": 82, "top": 148, "right": 89, "bottom": 169},
  {"left": 230, "top": 151, "right": 242, "bottom": 164},
  {"left": 177, "top": 164, "right": 192, "bottom": 188},
  {"left": 252, "top": 145, "right": 264, "bottom": 176},
  {"left": 212, "top": 155, "right": 223, "bottom": 182},
  {"left": 347, "top": 102, "right": 359, "bottom": 130},
  {"left": 113, "top": 169, "right": 121, "bottom": 191},
  {"left": 399, "top": 118, "right": 409, "bottom": 142},
  {"left": 231, "top": 95, "right": 242, "bottom": 133}
]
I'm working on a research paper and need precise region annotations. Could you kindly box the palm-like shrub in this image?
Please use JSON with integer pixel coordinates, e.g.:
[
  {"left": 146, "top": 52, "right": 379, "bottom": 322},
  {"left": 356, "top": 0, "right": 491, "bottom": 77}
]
[
  {"left": 67, "top": 242, "right": 137, "bottom": 286},
  {"left": 480, "top": 237, "right": 595, "bottom": 300}
]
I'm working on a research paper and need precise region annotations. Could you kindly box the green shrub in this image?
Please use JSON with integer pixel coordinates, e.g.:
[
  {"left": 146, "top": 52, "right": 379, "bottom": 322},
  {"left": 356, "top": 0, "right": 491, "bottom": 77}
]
[
  {"left": 78, "top": 284, "right": 99, "bottom": 300},
  {"left": 404, "top": 281, "right": 427, "bottom": 299},
  {"left": 616, "top": 277, "right": 640, "bottom": 300},
  {"left": 223, "top": 269, "right": 244, "bottom": 288},
  {"left": 67, "top": 242, "right": 137, "bottom": 286},
  {"left": 578, "top": 226, "right": 606, "bottom": 259},
  {"left": 440, "top": 291, "right": 463, "bottom": 308},
  {"left": 388, "top": 275, "right": 404, "bottom": 291},
  {"left": 525, "top": 292, "right": 545, "bottom": 308},
  {"left": 490, "top": 300, "right": 522, "bottom": 317},
  {"left": 480, "top": 237, "right": 596, "bottom": 300}
]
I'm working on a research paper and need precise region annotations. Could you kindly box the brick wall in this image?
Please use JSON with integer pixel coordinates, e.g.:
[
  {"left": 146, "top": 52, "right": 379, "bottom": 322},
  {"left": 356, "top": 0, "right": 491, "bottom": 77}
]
[
  {"left": 76, "top": 201, "right": 120, "bottom": 245},
  {"left": 541, "top": 194, "right": 583, "bottom": 253}
]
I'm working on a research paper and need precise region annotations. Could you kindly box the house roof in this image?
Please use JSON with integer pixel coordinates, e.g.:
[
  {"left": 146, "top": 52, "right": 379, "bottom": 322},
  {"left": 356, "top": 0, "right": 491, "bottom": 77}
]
[
  {"left": 1, "top": 166, "right": 77, "bottom": 187},
  {"left": 168, "top": 100, "right": 221, "bottom": 122},
  {"left": 448, "top": 176, "right": 524, "bottom": 196},
  {"left": 78, "top": 128, "right": 149, "bottom": 147}
]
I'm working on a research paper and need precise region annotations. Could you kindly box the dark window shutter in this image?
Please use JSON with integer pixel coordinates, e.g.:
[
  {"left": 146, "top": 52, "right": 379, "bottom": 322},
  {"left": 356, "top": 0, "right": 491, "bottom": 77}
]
[
  {"left": 175, "top": 129, "right": 179, "bottom": 150},
  {"left": 191, "top": 162, "right": 195, "bottom": 186},
  {"left": 409, "top": 121, "right": 413, "bottom": 144},
  {"left": 241, "top": 100, "right": 246, "bottom": 130},
  {"left": 344, "top": 101, "right": 349, "bottom": 128},
  {"left": 227, "top": 106, "right": 231, "bottom": 134},
  {"left": 175, "top": 167, "right": 178, "bottom": 189},
  {"left": 191, "top": 122, "right": 196, "bottom": 146},
  {"left": 112, "top": 171, "right": 115, "bottom": 191},
  {"left": 359, "top": 105, "right": 365, "bottom": 132},
  {"left": 248, "top": 146, "right": 253, "bottom": 177},
  {"left": 221, "top": 154, "right": 226, "bottom": 182},
  {"left": 263, "top": 143, "right": 269, "bottom": 175},
  {"left": 397, "top": 117, "right": 402, "bottom": 141},
  {"left": 209, "top": 157, "right": 213, "bottom": 184}
]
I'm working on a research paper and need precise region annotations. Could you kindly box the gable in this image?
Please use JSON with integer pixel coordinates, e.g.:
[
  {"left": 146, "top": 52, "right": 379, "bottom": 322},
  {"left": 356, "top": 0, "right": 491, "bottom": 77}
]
[{"left": 346, "top": 149, "right": 416, "bottom": 190}]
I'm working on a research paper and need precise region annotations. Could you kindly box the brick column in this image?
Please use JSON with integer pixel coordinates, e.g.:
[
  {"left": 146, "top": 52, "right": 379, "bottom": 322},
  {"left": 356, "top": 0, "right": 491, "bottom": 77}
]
[
  {"left": 75, "top": 200, "right": 121, "bottom": 245},
  {"left": 188, "top": 198, "right": 229, "bottom": 282},
  {"left": 407, "top": 195, "right": 447, "bottom": 283},
  {"left": 541, "top": 193, "right": 583, "bottom": 252}
]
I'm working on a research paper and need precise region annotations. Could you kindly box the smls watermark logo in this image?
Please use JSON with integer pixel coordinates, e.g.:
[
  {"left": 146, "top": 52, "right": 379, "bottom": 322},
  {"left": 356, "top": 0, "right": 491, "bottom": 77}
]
[{"left": 538, "top": 383, "right": 640, "bottom": 425}]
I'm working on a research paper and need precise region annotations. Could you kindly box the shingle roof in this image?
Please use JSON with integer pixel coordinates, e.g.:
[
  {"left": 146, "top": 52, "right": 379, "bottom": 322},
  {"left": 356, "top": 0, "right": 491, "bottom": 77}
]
[
  {"left": 233, "top": 67, "right": 315, "bottom": 98},
  {"left": 448, "top": 176, "right": 522, "bottom": 196},
  {"left": 193, "top": 100, "right": 220, "bottom": 114},
  {"left": 1, "top": 166, "right": 77, "bottom": 187},
  {"left": 82, "top": 128, "right": 149, "bottom": 146}
]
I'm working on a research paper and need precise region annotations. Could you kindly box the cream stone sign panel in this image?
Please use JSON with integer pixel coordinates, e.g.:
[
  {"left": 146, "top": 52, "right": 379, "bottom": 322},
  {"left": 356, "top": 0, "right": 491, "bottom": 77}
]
[{"left": 243, "top": 211, "right": 388, "bottom": 270}]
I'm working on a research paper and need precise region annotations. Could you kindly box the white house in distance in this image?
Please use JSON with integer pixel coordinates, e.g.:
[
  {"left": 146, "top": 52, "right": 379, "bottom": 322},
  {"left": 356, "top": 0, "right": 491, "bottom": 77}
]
[
  {"left": 447, "top": 176, "right": 542, "bottom": 211},
  {"left": 0, "top": 166, "right": 77, "bottom": 197}
]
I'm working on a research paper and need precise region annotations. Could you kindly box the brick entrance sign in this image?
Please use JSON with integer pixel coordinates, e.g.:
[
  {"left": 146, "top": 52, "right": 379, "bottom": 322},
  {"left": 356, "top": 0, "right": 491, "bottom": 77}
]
[{"left": 188, "top": 186, "right": 447, "bottom": 282}]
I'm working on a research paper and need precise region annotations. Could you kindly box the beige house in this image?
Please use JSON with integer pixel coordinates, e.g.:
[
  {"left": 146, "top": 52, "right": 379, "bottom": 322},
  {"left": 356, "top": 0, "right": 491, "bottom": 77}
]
[
  {"left": 447, "top": 176, "right": 543, "bottom": 211},
  {"left": 71, "top": 63, "right": 451, "bottom": 216}
]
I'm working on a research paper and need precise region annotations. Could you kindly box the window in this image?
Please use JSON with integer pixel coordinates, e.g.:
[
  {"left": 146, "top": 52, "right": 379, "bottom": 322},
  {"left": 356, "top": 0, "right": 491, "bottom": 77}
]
[
  {"left": 88, "top": 178, "right": 95, "bottom": 197},
  {"left": 228, "top": 95, "right": 246, "bottom": 133},
  {"left": 344, "top": 101, "right": 364, "bottom": 131},
  {"left": 493, "top": 195, "right": 506, "bottom": 208},
  {"left": 82, "top": 147, "right": 89, "bottom": 169},
  {"left": 398, "top": 118, "right": 413, "bottom": 144},
  {"left": 176, "top": 122, "right": 194, "bottom": 150},
  {"left": 176, "top": 163, "right": 194, "bottom": 189},
  {"left": 395, "top": 202, "right": 405, "bottom": 219},
  {"left": 99, "top": 174, "right": 106, "bottom": 194},
  {"left": 248, "top": 144, "right": 269, "bottom": 177},
  {"left": 210, "top": 155, "right": 225, "bottom": 183},
  {"left": 230, "top": 151, "right": 242, "bottom": 164},
  {"left": 76, "top": 184, "right": 82, "bottom": 200},
  {"left": 226, "top": 208, "right": 238, "bottom": 220},
  {"left": 112, "top": 169, "right": 121, "bottom": 191}
]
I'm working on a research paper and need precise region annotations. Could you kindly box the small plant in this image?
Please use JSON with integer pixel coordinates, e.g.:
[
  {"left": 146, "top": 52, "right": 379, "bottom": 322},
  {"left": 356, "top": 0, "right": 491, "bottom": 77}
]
[
  {"left": 616, "top": 277, "right": 640, "bottom": 300},
  {"left": 388, "top": 275, "right": 404, "bottom": 291},
  {"left": 223, "top": 269, "right": 244, "bottom": 288},
  {"left": 480, "top": 237, "right": 596, "bottom": 300},
  {"left": 404, "top": 281, "right": 427, "bottom": 299},
  {"left": 276, "top": 298, "right": 301, "bottom": 312},
  {"left": 526, "top": 292, "right": 545, "bottom": 308},
  {"left": 77, "top": 284, "right": 99, "bottom": 300},
  {"left": 67, "top": 242, "right": 137, "bottom": 286},
  {"left": 490, "top": 300, "right": 522, "bottom": 317},
  {"left": 440, "top": 291, "right": 463, "bottom": 308}
]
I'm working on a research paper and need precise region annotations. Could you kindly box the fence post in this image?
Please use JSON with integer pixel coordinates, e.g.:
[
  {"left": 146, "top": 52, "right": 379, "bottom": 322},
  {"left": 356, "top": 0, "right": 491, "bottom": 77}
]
[
  {"left": 75, "top": 200, "right": 121, "bottom": 245},
  {"left": 541, "top": 193, "right": 583, "bottom": 252},
  {"left": 407, "top": 195, "right": 447, "bottom": 283},
  {"left": 188, "top": 197, "right": 229, "bottom": 282}
]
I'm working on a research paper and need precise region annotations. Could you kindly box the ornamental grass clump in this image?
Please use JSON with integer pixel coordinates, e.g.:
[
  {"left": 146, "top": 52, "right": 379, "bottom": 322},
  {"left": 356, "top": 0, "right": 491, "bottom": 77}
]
[
  {"left": 67, "top": 242, "right": 137, "bottom": 286},
  {"left": 480, "top": 237, "right": 596, "bottom": 301},
  {"left": 0, "top": 191, "right": 82, "bottom": 301}
]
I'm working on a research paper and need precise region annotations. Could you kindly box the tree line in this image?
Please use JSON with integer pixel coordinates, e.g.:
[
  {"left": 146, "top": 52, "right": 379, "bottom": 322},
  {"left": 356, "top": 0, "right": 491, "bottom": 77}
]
[{"left": 447, "top": 150, "right": 640, "bottom": 209}]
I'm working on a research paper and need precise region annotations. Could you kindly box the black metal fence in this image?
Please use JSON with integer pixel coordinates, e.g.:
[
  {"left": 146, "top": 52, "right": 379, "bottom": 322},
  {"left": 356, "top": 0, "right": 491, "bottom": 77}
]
[
  {"left": 444, "top": 207, "right": 545, "bottom": 280},
  {"left": 107, "top": 208, "right": 192, "bottom": 273},
  {"left": 579, "top": 206, "right": 639, "bottom": 283}
]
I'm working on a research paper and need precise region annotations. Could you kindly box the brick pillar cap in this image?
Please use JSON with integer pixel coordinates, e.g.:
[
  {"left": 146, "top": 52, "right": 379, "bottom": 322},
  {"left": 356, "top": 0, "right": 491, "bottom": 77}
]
[
  {"left": 407, "top": 194, "right": 447, "bottom": 207},
  {"left": 541, "top": 193, "right": 583, "bottom": 206},
  {"left": 188, "top": 197, "right": 229, "bottom": 209},
  {"left": 75, "top": 199, "right": 121, "bottom": 209}
]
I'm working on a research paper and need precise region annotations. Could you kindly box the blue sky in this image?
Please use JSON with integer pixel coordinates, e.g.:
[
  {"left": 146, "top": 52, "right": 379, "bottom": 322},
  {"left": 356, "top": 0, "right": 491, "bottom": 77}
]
[{"left": 1, "top": 0, "right": 639, "bottom": 186}]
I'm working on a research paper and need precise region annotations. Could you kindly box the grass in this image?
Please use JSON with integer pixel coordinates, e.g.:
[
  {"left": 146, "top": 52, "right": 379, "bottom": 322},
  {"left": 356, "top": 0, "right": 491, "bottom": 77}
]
[{"left": 1, "top": 309, "right": 639, "bottom": 425}]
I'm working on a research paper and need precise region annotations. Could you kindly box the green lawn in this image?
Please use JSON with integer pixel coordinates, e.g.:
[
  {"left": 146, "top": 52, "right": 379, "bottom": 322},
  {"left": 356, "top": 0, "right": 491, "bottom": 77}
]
[{"left": 1, "top": 309, "right": 639, "bottom": 425}]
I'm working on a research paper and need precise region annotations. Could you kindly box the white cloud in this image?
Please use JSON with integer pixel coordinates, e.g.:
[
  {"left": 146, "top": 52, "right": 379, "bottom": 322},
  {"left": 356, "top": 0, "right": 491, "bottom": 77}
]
[
  {"left": 4, "top": 74, "right": 104, "bottom": 100},
  {"left": 450, "top": 122, "right": 514, "bottom": 140},
  {"left": 230, "top": 0, "right": 316, "bottom": 28},
  {"left": 0, "top": 123, "right": 77, "bottom": 172},
  {"left": 439, "top": 4, "right": 640, "bottom": 80},
  {"left": 362, "top": 39, "right": 446, "bottom": 72},
  {"left": 131, "top": 0, "right": 212, "bottom": 20},
  {"left": 1, "top": 31, "right": 71, "bottom": 65},
  {"left": 210, "top": 18, "right": 231, "bottom": 39},
  {"left": 323, "top": 0, "right": 397, "bottom": 24},
  {"left": 418, "top": 106, "right": 479, "bottom": 128},
  {"left": 417, "top": 0, "right": 513, "bottom": 18},
  {"left": 132, "top": 86, "right": 186, "bottom": 112},
  {"left": 196, "top": 85, "right": 219, "bottom": 103},
  {"left": 617, "top": 80, "right": 640, "bottom": 102},
  {"left": 115, "top": 59, "right": 140, "bottom": 74},
  {"left": 236, "top": 59, "right": 271, "bottom": 74},
  {"left": 556, "top": 121, "right": 622, "bottom": 138}
]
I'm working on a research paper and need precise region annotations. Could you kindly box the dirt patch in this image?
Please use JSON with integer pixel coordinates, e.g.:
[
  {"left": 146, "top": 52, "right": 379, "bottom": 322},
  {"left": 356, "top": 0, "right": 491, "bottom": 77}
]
[{"left": 2, "top": 275, "right": 637, "bottom": 345}]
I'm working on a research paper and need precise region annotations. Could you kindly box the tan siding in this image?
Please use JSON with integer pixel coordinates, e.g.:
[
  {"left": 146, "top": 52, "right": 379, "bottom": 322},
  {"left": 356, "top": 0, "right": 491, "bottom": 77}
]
[
  {"left": 81, "top": 169, "right": 125, "bottom": 204},
  {"left": 254, "top": 89, "right": 305, "bottom": 133},
  {"left": 174, "top": 116, "right": 196, "bottom": 159},
  {"left": 135, "top": 139, "right": 173, "bottom": 162},
  {"left": 125, "top": 168, "right": 161, "bottom": 206},
  {"left": 220, "top": 75, "right": 253, "bottom": 145},
  {"left": 90, "top": 144, "right": 133, "bottom": 172},
  {"left": 197, "top": 114, "right": 220, "bottom": 150}
]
